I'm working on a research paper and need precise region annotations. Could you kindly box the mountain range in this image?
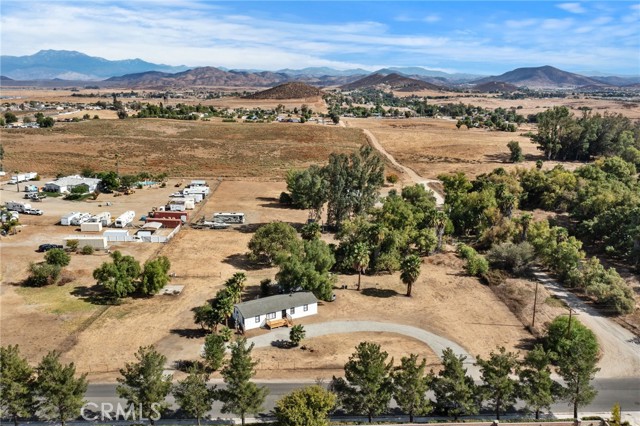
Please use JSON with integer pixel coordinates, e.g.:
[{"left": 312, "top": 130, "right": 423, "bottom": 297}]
[{"left": 1, "top": 50, "right": 639, "bottom": 89}]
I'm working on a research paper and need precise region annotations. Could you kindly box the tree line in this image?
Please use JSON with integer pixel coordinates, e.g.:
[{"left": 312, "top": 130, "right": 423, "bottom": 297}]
[{"left": 0, "top": 314, "right": 602, "bottom": 426}]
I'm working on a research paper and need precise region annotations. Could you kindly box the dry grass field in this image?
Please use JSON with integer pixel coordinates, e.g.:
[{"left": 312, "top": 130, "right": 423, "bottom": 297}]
[
  {"left": 345, "top": 117, "right": 548, "bottom": 179},
  {"left": 0, "top": 119, "right": 366, "bottom": 178}
]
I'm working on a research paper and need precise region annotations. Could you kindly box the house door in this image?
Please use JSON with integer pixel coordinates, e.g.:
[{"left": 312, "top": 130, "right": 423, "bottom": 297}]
[{"left": 282, "top": 309, "right": 287, "bottom": 319}]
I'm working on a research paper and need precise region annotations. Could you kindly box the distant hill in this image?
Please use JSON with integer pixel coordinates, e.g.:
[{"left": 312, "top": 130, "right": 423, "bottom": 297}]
[
  {"left": 473, "top": 81, "right": 520, "bottom": 92},
  {"left": 106, "top": 67, "right": 291, "bottom": 88},
  {"left": 278, "top": 67, "right": 369, "bottom": 77},
  {"left": 589, "top": 75, "right": 640, "bottom": 86},
  {"left": 375, "top": 67, "right": 482, "bottom": 82},
  {"left": 341, "top": 73, "right": 443, "bottom": 91},
  {"left": 0, "top": 50, "right": 189, "bottom": 80},
  {"left": 245, "top": 82, "right": 324, "bottom": 99},
  {"left": 473, "top": 65, "right": 601, "bottom": 89}
]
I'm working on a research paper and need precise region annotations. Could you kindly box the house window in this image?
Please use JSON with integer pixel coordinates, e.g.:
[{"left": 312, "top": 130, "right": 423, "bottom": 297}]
[
  {"left": 290, "top": 307, "right": 295, "bottom": 315},
  {"left": 255, "top": 316, "right": 260, "bottom": 323},
  {"left": 303, "top": 304, "right": 309, "bottom": 312},
  {"left": 267, "top": 312, "right": 276, "bottom": 319}
]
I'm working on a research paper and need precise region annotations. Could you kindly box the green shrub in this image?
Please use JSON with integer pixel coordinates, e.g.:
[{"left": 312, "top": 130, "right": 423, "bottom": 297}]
[
  {"left": 466, "top": 255, "right": 489, "bottom": 276},
  {"left": 44, "top": 248, "right": 71, "bottom": 267},
  {"left": 26, "top": 262, "right": 62, "bottom": 287},
  {"left": 81, "top": 245, "right": 95, "bottom": 255},
  {"left": 457, "top": 243, "right": 476, "bottom": 260},
  {"left": 487, "top": 241, "right": 535, "bottom": 276},
  {"left": 66, "top": 239, "right": 79, "bottom": 251}
]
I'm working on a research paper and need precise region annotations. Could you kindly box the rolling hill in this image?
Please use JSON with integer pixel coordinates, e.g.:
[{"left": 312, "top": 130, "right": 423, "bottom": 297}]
[
  {"left": 340, "top": 73, "right": 444, "bottom": 91},
  {"left": 473, "top": 65, "right": 601, "bottom": 88},
  {"left": 473, "top": 81, "right": 519, "bottom": 92},
  {"left": 244, "top": 82, "right": 324, "bottom": 99}
]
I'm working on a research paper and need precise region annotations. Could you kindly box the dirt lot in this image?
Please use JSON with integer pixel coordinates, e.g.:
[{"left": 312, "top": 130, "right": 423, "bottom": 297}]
[{"left": 0, "top": 118, "right": 366, "bottom": 178}]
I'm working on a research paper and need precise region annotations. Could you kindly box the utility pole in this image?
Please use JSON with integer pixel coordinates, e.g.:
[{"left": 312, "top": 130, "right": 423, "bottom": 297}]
[
  {"left": 115, "top": 154, "right": 119, "bottom": 176},
  {"left": 566, "top": 307, "right": 576, "bottom": 336},
  {"left": 531, "top": 280, "right": 539, "bottom": 329}
]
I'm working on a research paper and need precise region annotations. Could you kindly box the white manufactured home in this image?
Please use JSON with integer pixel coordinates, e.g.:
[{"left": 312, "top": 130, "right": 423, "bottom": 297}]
[
  {"left": 44, "top": 175, "right": 101, "bottom": 193},
  {"left": 233, "top": 292, "right": 318, "bottom": 332}
]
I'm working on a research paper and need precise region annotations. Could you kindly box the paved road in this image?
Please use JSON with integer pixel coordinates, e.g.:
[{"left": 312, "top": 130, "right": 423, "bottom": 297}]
[
  {"left": 532, "top": 269, "right": 640, "bottom": 379},
  {"left": 83, "top": 378, "right": 640, "bottom": 423},
  {"left": 347, "top": 122, "right": 445, "bottom": 206}
]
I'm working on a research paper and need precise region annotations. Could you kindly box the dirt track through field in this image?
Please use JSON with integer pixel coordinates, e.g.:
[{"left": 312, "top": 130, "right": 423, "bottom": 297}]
[{"left": 347, "top": 121, "right": 445, "bottom": 205}]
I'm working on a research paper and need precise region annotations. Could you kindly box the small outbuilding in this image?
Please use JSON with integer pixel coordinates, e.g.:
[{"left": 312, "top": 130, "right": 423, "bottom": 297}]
[{"left": 233, "top": 292, "right": 318, "bottom": 332}]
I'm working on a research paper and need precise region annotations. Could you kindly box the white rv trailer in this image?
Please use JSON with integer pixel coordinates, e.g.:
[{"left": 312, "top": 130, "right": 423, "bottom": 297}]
[
  {"left": 5, "top": 201, "right": 31, "bottom": 213},
  {"left": 114, "top": 211, "right": 135, "bottom": 228},
  {"left": 213, "top": 212, "right": 245, "bottom": 224},
  {"left": 60, "top": 212, "right": 82, "bottom": 226}
]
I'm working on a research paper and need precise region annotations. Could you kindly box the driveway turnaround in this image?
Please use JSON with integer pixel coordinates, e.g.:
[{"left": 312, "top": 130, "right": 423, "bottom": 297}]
[{"left": 247, "top": 320, "right": 481, "bottom": 378}]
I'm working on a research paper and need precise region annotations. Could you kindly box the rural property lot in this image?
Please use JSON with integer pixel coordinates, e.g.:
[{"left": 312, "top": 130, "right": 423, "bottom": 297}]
[
  {"left": 0, "top": 118, "right": 367, "bottom": 178},
  {"left": 1, "top": 178, "right": 532, "bottom": 381}
]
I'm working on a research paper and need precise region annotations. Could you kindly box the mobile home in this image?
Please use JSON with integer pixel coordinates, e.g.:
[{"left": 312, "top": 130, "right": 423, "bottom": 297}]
[{"left": 233, "top": 292, "right": 318, "bottom": 332}]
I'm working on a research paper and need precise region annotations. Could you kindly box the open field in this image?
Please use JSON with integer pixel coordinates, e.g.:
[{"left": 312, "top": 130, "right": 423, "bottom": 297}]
[
  {"left": 1, "top": 179, "right": 534, "bottom": 381},
  {"left": 0, "top": 118, "right": 366, "bottom": 178},
  {"left": 391, "top": 90, "right": 640, "bottom": 120},
  {"left": 345, "top": 117, "right": 580, "bottom": 179}
]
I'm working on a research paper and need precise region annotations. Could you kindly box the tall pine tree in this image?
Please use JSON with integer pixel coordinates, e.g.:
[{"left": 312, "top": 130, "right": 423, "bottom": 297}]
[
  {"left": 392, "top": 354, "right": 432, "bottom": 422},
  {"left": 331, "top": 341, "right": 394, "bottom": 423},
  {"left": 476, "top": 346, "right": 520, "bottom": 420},
  {"left": 430, "top": 348, "right": 478, "bottom": 420},
  {"left": 117, "top": 346, "right": 172, "bottom": 425},
  {"left": 519, "top": 344, "right": 557, "bottom": 419},
  {"left": 34, "top": 351, "right": 87, "bottom": 426},
  {"left": 218, "top": 338, "right": 268, "bottom": 426},
  {"left": 0, "top": 345, "right": 36, "bottom": 426}
]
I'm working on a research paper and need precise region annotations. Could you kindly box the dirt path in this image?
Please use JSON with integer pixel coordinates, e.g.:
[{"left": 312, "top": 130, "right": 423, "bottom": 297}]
[
  {"left": 533, "top": 269, "right": 640, "bottom": 378},
  {"left": 346, "top": 121, "right": 445, "bottom": 206},
  {"left": 247, "top": 320, "right": 482, "bottom": 378}
]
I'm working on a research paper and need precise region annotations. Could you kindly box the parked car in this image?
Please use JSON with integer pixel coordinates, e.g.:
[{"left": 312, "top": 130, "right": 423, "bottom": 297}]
[
  {"left": 25, "top": 208, "right": 43, "bottom": 215},
  {"left": 38, "top": 243, "right": 63, "bottom": 252}
]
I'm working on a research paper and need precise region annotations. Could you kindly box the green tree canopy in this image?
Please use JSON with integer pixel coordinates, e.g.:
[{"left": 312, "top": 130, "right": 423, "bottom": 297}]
[
  {"left": 430, "top": 348, "right": 478, "bottom": 420},
  {"left": 392, "top": 354, "right": 432, "bottom": 422},
  {"left": 519, "top": 344, "right": 558, "bottom": 419},
  {"left": 34, "top": 351, "right": 87, "bottom": 426},
  {"left": 116, "top": 346, "right": 172, "bottom": 425},
  {"left": 92, "top": 251, "right": 141, "bottom": 301},
  {"left": 274, "top": 385, "right": 336, "bottom": 426},
  {"left": 202, "top": 334, "right": 226, "bottom": 372},
  {"left": 172, "top": 367, "right": 216, "bottom": 426},
  {"left": 476, "top": 346, "right": 520, "bottom": 420},
  {"left": 331, "top": 341, "right": 394, "bottom": 423},
  {"left": 218, "top": 338, "right": 268, "bottom": 426},
  {"left": 400, "top": 254, "right": 422, "bottom": 297},
  {"left": 139, "top": 256, "right": 171, "bottom": 295},
  {"left": 0, "top": 345, "right": 36, "bottom": 426},
  {"left": 44, "top": 248, "right": 70, "bottom": 267},
  {"left": 248, "top": 222, "right": 302, "bottom": 265}
]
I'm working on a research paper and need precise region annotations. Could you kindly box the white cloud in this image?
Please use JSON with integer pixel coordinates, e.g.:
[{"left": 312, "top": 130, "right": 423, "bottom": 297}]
[
  {"left": 423, "top": 14, "right": 441, "bottom": 23},
  {"left": 557, "top": 3, "right": 586, "bottom": 14}
]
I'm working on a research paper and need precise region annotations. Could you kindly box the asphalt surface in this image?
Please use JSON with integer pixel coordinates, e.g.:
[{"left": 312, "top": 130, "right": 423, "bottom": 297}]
[{"left": 83, "top": 378, "right": 639, "bottom": 421}]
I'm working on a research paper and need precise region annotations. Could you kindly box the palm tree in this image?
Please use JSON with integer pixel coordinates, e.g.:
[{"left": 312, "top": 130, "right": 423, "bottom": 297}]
[
  {"left": 213, "top": 291, "right": 235, "bottom": 329},
  {"left": 400, "top": 254, "right": 422, "bottom": 297},
  {"left": 225, "top": 272, "right": 247, "bottom": 303},
  {"left": 434, "top": 211, "right": 448, "bottom": 252},
  {"left": 518, "top": 213, "right": 533, "bottom": 242},
  {"left": 350, "top": 242, "right": 370, "bottom": 291}
]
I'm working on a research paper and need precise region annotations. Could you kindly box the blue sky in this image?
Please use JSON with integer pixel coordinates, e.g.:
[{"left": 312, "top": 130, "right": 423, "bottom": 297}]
[{"left": 1, "top": 1, "right": 639, "bottom": 75}]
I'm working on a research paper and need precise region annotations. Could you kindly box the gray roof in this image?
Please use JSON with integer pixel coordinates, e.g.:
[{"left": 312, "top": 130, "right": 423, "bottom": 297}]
[
  {"left": 46, "top": 175, "right": 101, "bottom": 187},
  {"left": 235, "top": 292, "right": 317, "bottom": 319}
]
